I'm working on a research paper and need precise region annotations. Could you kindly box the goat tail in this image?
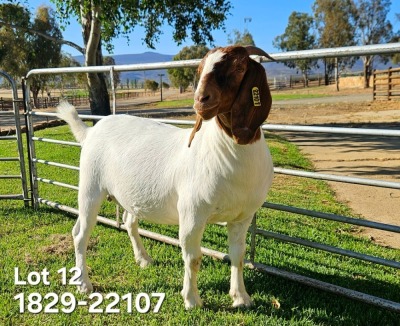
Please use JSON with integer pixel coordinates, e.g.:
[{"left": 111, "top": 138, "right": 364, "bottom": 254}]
[{"left": 57, "top": 101, "right": 88, "bottom": 143}]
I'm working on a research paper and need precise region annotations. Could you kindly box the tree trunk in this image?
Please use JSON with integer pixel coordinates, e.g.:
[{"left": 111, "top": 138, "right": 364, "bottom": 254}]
[
  {"left": 302, "top": 70, "right": 308, "bottom": 87},
  {"left": 81, "top": 4, "right": 111, "bottom": 116},
  {"left": 86, "top": 41, "right": 111, "bottom": 116},
  {"left": 363, "top": 56, "right": 371, "bottom": 89},
  {"left": 31, "top": 87, "right": 40, "bottom": 109},
  {"left": 324, "top": 58, "right": 329, "bottom": 86}
]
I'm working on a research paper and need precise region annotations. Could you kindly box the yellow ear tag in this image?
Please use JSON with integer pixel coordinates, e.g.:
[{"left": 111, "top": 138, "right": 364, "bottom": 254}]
[{"left": 252, "top": 87, "right": 262, "bottom": 107}]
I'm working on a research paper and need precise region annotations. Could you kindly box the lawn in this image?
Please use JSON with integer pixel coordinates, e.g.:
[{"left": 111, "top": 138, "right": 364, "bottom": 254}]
[
  {"left": 0, "top": 124, "right": 399, "bottom": 325},
  {"left": 152, "top": 93, "right": 329, "bottom": 109},
  {"left": 271, "top": 93, "right": 329, "bottom": 101}
]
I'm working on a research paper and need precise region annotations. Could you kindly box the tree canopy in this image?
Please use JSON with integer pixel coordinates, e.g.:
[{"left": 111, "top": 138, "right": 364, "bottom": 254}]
[
  {"left": 273, "top": 11, "right": 318, "bottom": 85},
  {"left": 354, "top": 0, "right": 393, "bottom": 87},
  {"left": 29, "top": 6, "right": 63, "bottom": 107},
  {"left": 313, "top": 0, "right": 357, "bottom": 84},
  {"left": 47, "top": 0, "right": 232, "bottom": 115},
  {"left": 0, "top": 4, "right": 64, "bottom": 106},
  {"left": 228, "top": 29, "right": 256, "bottom": 46},
  {"left": 0, "top": 3, "right": 31, "bottom": 79},
  {"left": 392, "top": 13, "right": 400, "bottom": 64},
  {"left": 273, "top": 0, "right": 396, "bottom": 88},
  {"left": 167, "top": 45, "right": 210, "bottom": 92}
]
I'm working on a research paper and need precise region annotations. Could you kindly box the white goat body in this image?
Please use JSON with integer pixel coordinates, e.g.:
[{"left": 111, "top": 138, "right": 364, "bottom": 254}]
[
  {"left": 58, "top": 45, "right": 274, "bottom": 309},
  {"left": 59, "top": 105, "right": 272, "bottom": 225}
]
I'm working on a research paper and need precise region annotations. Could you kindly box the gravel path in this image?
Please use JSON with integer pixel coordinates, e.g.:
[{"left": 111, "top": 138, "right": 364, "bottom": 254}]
[{"left": 269, "top": 95, "right": 400, "bottom": 249}]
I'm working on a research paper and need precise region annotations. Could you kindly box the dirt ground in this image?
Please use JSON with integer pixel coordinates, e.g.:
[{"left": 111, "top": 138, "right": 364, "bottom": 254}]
[{"left": 268, "top": 86, "right": 400, "bottom": 249}]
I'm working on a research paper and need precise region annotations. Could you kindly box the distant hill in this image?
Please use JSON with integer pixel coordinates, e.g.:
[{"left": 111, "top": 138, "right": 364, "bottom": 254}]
[
  {"left": 74, "top": 52, "right": 174, "bottom": 85},
  {"left": 73, "top": 52, "right": 400, "bottom": 85}
]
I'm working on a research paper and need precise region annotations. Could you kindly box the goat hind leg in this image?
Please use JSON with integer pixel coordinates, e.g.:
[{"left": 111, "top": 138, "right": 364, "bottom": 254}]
[
  {"left": 73, "top": 188, "right": 105, "bottom": 294},
  {"left": 227, "top": 216, "right": 253, "bottom": 308},
  {"left": 124, "top": 211, "right": 153, "bottom": 268}
]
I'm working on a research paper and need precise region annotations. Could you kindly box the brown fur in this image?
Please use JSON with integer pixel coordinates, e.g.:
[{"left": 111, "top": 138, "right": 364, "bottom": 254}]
[{"left": 190, "top": 46, "right": 272, "bottom": 146}]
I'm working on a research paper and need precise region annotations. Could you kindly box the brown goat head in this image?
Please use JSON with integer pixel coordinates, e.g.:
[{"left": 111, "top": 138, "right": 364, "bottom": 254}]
[{"left": 189, "top": 45, "right": 273, "bottom": 147}]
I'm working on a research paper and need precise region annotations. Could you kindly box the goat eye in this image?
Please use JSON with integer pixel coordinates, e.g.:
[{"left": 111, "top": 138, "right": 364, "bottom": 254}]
[
  {"left": 215, "top": 73, "right": 226, "bottom": 86},
  {"left": 236, "top": 67, "right": 244, "bottom": 73}
]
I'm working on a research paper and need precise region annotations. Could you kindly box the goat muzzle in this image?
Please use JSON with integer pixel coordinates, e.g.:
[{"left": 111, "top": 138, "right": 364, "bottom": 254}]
[{"left": 194, "top": 91, "right": 221, "bottom": 120}]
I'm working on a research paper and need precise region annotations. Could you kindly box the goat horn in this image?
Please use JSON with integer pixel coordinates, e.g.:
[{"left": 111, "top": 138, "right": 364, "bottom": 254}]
[{"left": 245, "top": 46, "right": 275, "bottom": 62}]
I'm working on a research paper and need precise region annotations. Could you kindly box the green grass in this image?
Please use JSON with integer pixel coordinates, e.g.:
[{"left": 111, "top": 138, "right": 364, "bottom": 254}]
[
  {"left": 64, "top": 89, "right": 89, "bottom": 97},
  {"left": 0, "top": 126, "right": 399, "bottom": 325},
  {"left": 152, "top": 94, "right": 328, "bottom": 109},
  {"left": 271, "top": 93, "right": 329, "bottom": 101},
  {"left": 154, "top": 98, "right": 194, "bottom": 108}
]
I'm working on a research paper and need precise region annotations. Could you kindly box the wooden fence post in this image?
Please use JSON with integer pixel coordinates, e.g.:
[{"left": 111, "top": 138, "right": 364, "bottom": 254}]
[{"left": 388, "top": 67, "right": 392, "bottom": 101}]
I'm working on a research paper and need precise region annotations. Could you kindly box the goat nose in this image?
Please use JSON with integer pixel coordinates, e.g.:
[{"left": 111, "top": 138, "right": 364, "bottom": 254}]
[{"left": 196, "top": 94, "right": 210, "bottom": 103}]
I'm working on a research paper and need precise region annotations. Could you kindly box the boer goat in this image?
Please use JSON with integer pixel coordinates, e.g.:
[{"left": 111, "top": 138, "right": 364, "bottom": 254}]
[{"left": 57, "top": 45, "right": 274, "bottom": 309}]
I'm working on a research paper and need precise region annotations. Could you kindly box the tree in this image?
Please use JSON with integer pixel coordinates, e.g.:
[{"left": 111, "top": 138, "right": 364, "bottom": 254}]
[
  {"left": 144, "top": 79, "right": 158, "bottom": 92},
  {"left": 56, "top": 53, "right": 85, "bottom": 93},
  {"left": 354, "top": 0, "right": 393, "bottom": 88},
  {"left": 273, "top": 12, "right": 318, "bottom": 86},
  {"left": 28, "top": 6, "right": 62, "bottom": 108},
  {"left": 168, "top": 45, "right": 210, "bottom": 92},
  {"left": 392, "top": 14, "right": 400, "bottom": 64},
  {"left": 103, "top": 56, "right": 121, "bottom": 90},
  {"left": 2, "top": 0, "right": 231, "bottom": 115},
  {"left": 228, "top": 29, "right": 255, "bottom": 46},
  {"left": 0, "top": 4, "right": 31, "bottom": 79},
  {"left": 50, "top": 0, "right": 232, "bottom": 116},
  {"left": 313, "top": 0, "right": 357, "bottom": 87},
  {"left": 0, "top": 4, "right": 63, "bottom": 107}
]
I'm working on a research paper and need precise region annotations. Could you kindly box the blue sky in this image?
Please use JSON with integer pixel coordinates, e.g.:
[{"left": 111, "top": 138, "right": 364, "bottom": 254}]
[{"left": 27, "top": 0, "right": 400, "bottom": 56}]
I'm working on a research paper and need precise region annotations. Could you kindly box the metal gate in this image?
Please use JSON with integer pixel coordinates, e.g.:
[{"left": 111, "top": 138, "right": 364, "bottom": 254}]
[
  {"left": 18, "top": 43, "right": 400, "bottom": 313},
  {"left": 0, "top": 71, "right": 29, "bottom": 206}
]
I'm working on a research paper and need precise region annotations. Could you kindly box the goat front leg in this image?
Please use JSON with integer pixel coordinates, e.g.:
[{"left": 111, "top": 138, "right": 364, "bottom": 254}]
[
  {"left": 123, "top": 211, "right": 153, "bottom": 268},
  {"left": 227, "top": 216, "right": 253, "bottom": 308},
  {"left": 178, "top": 213, "right": 206, "bottom": 309}
]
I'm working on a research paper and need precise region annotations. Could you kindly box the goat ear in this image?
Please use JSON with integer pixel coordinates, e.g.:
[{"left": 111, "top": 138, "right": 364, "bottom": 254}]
[
  {"left": 188, "top": 115, "right": 203, "bottom": 147},
  {"left": 231, "top": 59, "right": 272, "bottom": 145}
]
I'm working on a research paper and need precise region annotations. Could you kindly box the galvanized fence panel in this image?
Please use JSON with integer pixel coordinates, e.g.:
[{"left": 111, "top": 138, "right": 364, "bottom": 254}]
[
  {"left": 22, "top": 43, "right": 400, "bottom": 313},
  {"left": 0, "top": 71, "right": 29, "bottom": 206}
]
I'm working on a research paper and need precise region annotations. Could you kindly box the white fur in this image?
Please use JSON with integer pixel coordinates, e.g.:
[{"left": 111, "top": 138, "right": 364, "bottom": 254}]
[
  {"left": 195, "top": 50, "right": 225, "bottom": 94},
  {"left": 56, "top": 101, "right": 88, "bottom": 143},
  {"left": 58, "top": 106, "right": 273, "bottom": 309},
  {"left": 57, "top": 56, "right": 274, "bottom": 309}
]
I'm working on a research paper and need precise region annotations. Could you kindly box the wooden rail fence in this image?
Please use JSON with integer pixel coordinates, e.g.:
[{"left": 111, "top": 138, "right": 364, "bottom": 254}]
[
  {"left": 0, "top": 90, "right": 158, "bottom": 111},
  {"left": 373, "top": 67, "right": 400, "bottom": 101}
]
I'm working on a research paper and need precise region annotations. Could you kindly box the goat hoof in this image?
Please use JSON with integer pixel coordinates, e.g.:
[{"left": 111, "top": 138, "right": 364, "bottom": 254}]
[
  {"left": 181, "top": 291, "right": 203, "bottom": 309},
  {"left": 137, "top": 256, "right": 153, "bottom": 268},
  {"left": 77, "top": 282, "right": 93, "bottom": 294},
  {"left": 230, "top": 291, "right": 253, "bottom": 308},
  {"left": 184, "top": 298, "right": 203, "bottom": 310}
]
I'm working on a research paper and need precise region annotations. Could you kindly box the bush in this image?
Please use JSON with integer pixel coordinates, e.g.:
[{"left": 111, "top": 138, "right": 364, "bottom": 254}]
[{"left": 144, "top": 79, "right": 159, "bottom": 91}]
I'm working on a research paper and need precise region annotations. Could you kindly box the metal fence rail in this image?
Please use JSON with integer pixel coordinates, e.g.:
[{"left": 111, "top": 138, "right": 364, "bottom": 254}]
[
  {"left": 25, "top": 43, "right": 400, "bottom": 78},
  {"left": 0, "top": 71, "right": 29, "bottom": 206},
  {"left": 28, "top": 110, "right": 400, "bottom": 312},
  {"left": 22, "top": 44, "right": 400, "bottom": 313}
]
